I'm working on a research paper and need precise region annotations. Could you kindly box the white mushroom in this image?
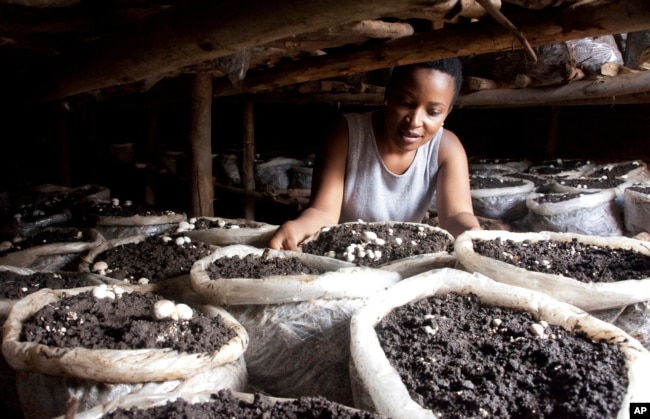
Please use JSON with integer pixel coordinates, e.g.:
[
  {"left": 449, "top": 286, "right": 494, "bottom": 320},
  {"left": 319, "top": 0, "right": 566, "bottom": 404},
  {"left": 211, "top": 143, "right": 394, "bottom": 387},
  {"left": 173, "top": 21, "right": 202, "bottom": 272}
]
[
  {"left": 111, "top": 198, "right": 120, "bottom": 206},
  {"left": 153, "top": 300, "right": 177, "bottom": 320},
  {"left": 175, "top": 236, "right": 186, "bottom": 246},
  {"left": 92, "top": 284, "right": 115, "bottom": 300},
  {"left": 92, "top": 261, "right": 109, "bottom": 275},
  {"left": 175, "top": 304, "right": 193, "bottom": 320}
]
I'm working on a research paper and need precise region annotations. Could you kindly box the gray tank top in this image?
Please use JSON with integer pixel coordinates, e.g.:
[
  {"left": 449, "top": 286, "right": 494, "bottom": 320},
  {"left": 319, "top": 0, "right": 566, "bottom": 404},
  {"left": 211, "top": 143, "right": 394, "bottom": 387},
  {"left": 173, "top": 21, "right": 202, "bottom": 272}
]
[{"left": 340, "top": 112, "right": 442, "bottom": 223}]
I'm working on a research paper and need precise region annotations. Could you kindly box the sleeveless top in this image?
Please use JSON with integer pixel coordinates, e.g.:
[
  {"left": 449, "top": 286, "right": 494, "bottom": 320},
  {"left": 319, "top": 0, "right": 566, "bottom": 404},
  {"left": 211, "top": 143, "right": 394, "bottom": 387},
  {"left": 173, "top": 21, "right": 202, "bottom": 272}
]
[{"left": 340, "top": 111, "right": 442, "bottom": 223}]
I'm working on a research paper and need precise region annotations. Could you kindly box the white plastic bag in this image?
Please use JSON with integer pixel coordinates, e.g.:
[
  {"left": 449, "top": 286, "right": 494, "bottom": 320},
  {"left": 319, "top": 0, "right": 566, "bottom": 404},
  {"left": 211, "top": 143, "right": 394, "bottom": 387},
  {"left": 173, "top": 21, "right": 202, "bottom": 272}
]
[
  {"left": 191, "top": 245, "right": 402, "bottom": 306},
  {"left": 349, "top": 268, "right": 650, "bottom": 419},
  {"left": 454, "top": 229, "right": 650, "bottom": 311},
  {"left": 471, "top": 177, "right": 535, "bottom": 221},
  {"left": 524, "top": 190, "right": 624, "bottom": 236},
  {"left": 178, "top": 216, "right": 278, "bottom": 248},
  {"left": 623, "top": 186, "right": 650, "bottom": 236},
  {"left": 2, "top": 286, "right": 249, "bottom": 419}
]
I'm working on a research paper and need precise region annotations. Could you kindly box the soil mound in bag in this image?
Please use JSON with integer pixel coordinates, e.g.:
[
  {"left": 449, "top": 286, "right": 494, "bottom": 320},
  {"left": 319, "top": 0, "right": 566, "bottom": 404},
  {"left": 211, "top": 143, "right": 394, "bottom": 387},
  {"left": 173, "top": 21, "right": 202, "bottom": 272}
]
[
  {"left": 300, "top": 221, "right": 456, "bottom": 279},
  {"left": 527, "top": 158, "right": 594, "bottom": 179},
  {"left": 0, "top": 184, "right": 110, "bottom": 241},
  {"left": 470, "top": 176, "right": 535, "bottom": 221},
  {"left": 523, "top": 189, "right": 624, "bottom": 236},
  {"left": 0, "top": 266, "right": 106, "bottom": 415},
  {"left": 191, "top": 245, "right": 401, "bottom": 305},
  {"left": 2, "top": 285, "right": 248, "bottom": 419},
  {"left": 177, "top": 216, "right": 278, "bottom": 248},
  {"left": 349, "top": 268, "right": 650, "bottom": 419},
  {"left": 77, "top": 198, "right": 186, "bottom": 240},
  {"left": 55, "top": 388, "right": 387, "bottom": 419},
  {"left": 79, "top": 234, "right": 215, "bottom": 298},
  {"left": 623, "top": 185, "right": 650, "bottom": 236},
  {"left": 454, "top": 229, "right": 650, "bottom": 311},
  {"left": 190, "top": 244, "right": 401, "bottom": 406},
  {"left": 0, "top": 227, "right": 105, "bottom": 271}
]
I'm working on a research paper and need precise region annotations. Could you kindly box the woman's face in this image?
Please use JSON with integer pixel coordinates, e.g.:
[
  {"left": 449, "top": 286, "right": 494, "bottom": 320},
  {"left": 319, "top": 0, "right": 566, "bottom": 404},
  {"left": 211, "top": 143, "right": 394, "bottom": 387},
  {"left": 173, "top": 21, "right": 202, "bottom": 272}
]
[{"left": 383, "top": 67, "right": 455, "bottom": 152}]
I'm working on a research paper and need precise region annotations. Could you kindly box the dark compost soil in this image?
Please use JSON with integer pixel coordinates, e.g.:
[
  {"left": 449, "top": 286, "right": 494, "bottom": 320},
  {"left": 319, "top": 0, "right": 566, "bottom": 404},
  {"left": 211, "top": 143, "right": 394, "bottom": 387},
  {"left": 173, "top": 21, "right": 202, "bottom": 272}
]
[
  {"left": 375, "top": 292, "right": 628, "bottom": 419},
  {"left": 471, "top": 238, "right": 650, "bottom": 283},
  {"left": 300, "top": 222, "right": 454, "bottom": 267},
  {"left": 627, "top": 185, "right": 650, "bottom": 195},
  {"left": 103, "top": 388, "right": 385, "bottom": 419},
  {"left": 206, "top": 253, "right": 324, "bottom": 279},
  {"left": 92, "top": 235, "right": 213, "bottom": 283},
  {"left": 79, "top": 199, "right": 180, "bottom": 219},
  {"left": 0, "top": 270, "right": 99, "bottom": 300},
  {"left": 193, "top": 218, "right": 257, "bottom": 230},
  {"left": 0, "top": 227, "right": 91, "bottom": 257},
  {"left": 587, "top": 161, "right": 642, "bottom": 179},
  {"left": 470, "top": 176, "right": 526, "bottom": 189},
  {"left": 532, "top": 192, "right": 597, "bottom": 204},
  {"left": 555, "top": 177, "right": 626, "bottom": 189},
  {"left": 19, "top": 290, "right": 236, "bottom": 353}
]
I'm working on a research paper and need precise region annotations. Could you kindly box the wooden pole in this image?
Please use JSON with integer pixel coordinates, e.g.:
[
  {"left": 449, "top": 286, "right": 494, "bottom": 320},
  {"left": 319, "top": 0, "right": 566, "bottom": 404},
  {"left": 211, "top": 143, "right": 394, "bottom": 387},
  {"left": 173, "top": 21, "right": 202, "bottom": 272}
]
[
  {"left": 189, "top": 73, "right": 214, "bottom": 217},
  {"left": 144, "top": 105, "right": 159, "bottom": 206},
  {"left": 55, "top": 102, "right": 72, "bottom": 187},
  {"left": 242, "top": 100, "right": 256, "bottom": 220}
]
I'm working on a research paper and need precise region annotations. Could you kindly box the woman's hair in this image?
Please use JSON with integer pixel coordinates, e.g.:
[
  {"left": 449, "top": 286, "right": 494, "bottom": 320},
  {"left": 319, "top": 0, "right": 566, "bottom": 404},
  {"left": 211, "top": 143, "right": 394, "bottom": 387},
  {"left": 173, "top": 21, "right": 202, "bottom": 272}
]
[{"left": 387, "top": 57, "right": 463, "bottom": 104}]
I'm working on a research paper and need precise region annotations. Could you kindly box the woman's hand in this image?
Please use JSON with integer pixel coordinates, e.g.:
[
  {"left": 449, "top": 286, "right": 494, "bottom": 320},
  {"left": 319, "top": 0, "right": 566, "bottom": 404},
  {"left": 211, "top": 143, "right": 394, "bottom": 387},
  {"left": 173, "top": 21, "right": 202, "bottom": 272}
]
[{"left": 268, "top": 220, "right": 305, "bottom": 251}]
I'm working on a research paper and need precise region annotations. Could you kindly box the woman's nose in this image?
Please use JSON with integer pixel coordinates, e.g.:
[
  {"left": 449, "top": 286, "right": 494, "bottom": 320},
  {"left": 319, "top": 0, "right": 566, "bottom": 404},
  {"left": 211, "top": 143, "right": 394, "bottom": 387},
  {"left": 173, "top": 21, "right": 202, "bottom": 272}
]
[{"left": 405, "top": 109, "right": 423, "bottom": 126}]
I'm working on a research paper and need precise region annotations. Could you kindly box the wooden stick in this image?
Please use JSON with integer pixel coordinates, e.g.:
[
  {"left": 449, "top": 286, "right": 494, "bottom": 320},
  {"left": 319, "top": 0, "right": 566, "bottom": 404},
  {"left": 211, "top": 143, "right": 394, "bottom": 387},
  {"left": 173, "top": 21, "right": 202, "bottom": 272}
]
[{"left": 242, "top": 100, "right": 256, "bottom": 220}]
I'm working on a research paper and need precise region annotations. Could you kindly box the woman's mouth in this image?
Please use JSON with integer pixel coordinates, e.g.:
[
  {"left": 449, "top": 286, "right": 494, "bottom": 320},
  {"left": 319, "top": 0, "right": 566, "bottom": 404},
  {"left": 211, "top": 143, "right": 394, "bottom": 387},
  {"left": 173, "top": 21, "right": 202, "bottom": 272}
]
[{"left": 399, "top": 130, "right": 421, "bottom": 144}]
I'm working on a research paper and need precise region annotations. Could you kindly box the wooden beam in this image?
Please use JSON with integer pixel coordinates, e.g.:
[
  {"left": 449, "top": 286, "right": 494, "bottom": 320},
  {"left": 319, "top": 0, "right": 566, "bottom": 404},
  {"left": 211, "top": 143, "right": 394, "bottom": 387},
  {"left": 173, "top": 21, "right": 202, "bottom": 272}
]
[
  {"left": 213, "top": 0, "right": 650, "bottom": 95},
  {"left": 189, "top": 73, "right": 214, "bottom": 218},
  {"left": 456, "top": 70, "right": 650, "bottom": 107},
  {"left": 11, "top": 0, "right": 448, "bottom": 104}
]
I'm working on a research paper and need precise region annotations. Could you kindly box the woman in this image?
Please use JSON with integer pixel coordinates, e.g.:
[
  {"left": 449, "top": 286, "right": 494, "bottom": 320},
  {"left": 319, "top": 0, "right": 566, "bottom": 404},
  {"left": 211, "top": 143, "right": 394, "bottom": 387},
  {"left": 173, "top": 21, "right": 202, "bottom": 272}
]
[{"left": 269, "top": 58, "right": 479, "bottom": 251}]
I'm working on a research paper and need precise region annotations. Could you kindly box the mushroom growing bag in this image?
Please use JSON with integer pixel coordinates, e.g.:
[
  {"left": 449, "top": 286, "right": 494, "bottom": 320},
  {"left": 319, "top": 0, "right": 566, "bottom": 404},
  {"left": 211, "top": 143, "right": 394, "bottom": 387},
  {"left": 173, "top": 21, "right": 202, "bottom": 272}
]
[
  {"left": 178, "top": 216, "right": 278, "bottom": 248},
  {"left": 299, "top": 221, "right": 457, "bottom": 279},
  {"left": 191, "top": 245, "right": 402, "bottom": 305},
  {"left": 349, "top": 268, "right": 650, "bottom": 419},
  {"left": 470, "top": 177, "right": 535, "bottom": 221},
  {"left": 0, "top": 227, "right": 105, "bottom": 271},
  {"left": 623, "top": 186, "right": 650, "bottom": 236},
  {"left": 524, "top": 190, "right": 624, "bottom": 236},
  {"left": 79, "top": 234, "right": 216, "bottom": 299},
  {"left": 1, "top": 286, "right": 249, "bottom": 419},
  {"left": 454, "top": 229, "right": 650, "bottom": 311},
  {"left": 190, "top": 244, "right": 401, "bottom": 406}
]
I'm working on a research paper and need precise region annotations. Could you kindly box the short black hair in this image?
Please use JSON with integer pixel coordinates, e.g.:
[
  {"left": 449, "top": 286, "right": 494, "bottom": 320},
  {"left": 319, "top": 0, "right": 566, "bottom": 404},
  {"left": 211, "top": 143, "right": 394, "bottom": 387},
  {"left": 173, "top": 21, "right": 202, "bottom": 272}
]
[{"left": 387, "top": 57, "right": 463, "bottom": 104}]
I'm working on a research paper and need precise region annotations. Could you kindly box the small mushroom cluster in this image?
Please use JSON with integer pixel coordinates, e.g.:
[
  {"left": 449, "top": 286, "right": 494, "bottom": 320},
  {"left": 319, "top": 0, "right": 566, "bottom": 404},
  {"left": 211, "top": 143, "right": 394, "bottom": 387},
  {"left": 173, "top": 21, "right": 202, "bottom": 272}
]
[
  {"left": 91, "top": 283, "right": 127, "bottom": 300},
  {"left": 175, "top": 217, "right": 241, "bottom": 233},
  {"left": 175, "top": 218, "right": 198, "bottom": 233},
  {"left": 338, "top": 230, "right": 387, "bottom": 263},
  {"left": 152, "top": 299, "right": 193, "bottom": 321},
  {"left": 91, "top": 260, "right": 150, "bottom": 284},
  {"left": 160, "top": 234, "right": 194, "bottom": 247}
]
